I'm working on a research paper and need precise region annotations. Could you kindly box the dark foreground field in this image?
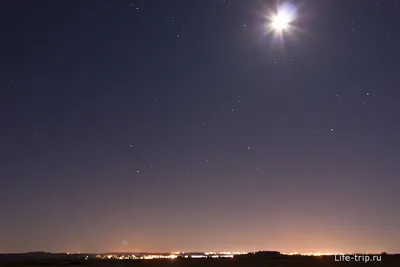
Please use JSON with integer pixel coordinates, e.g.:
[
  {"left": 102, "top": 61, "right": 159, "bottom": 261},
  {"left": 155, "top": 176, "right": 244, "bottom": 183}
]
[{"left": 1, "top": 256, "right": 399, "bottom": 267}]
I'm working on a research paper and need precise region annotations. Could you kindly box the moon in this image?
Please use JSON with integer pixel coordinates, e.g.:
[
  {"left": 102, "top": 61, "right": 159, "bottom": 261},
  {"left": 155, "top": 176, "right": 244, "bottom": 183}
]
[
  {"left": 271, "top": 11, "right": 291, "bottom": 31},
  {"left": 269, "top": 3, "right": 297, "bottom": 32}
]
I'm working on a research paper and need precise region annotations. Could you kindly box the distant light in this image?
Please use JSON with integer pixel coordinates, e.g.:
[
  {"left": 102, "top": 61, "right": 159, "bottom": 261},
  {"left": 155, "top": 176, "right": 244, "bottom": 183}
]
[{"left": 191, "top": 255, "right": 206, "bottom": 258}]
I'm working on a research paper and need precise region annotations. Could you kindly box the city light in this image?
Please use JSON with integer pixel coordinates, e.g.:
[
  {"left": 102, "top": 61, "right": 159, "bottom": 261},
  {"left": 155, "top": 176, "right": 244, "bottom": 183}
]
[
  {"left": 95, "top": 251, "right": 245, "bottom": 261},
  {"left": 283, "top": 252, "right": 341, "bottom": 256}
]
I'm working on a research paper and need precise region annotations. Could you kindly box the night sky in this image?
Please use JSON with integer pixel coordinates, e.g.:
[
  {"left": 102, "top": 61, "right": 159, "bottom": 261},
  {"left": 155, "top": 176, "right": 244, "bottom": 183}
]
[{"left": 1, "top": 0, "right": 399, "bottom": 254}]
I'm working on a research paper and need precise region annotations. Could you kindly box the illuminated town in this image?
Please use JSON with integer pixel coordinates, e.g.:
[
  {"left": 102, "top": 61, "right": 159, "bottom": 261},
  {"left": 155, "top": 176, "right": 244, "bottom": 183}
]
[
  {"left": 94, "top": 251, "right": 246, "bottom": 260},
  {"left": 91, "top": 251, "right": 342, "bottom": 260},
  {"left": 282, "top": 252, "right": 342, "bottom": 256},
  {"left": 3, "top": 250, "right": 390, "bottom": 266}
]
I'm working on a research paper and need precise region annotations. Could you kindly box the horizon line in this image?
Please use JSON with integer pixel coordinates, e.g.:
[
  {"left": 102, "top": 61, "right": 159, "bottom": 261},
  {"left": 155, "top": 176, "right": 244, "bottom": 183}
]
[{"left": 1, "top": 251, "right": 396, "bottom": 255}]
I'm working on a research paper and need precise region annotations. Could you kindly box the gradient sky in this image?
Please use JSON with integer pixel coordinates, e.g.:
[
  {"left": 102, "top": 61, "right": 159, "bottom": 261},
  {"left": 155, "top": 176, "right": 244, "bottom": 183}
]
[{"left": 1, "top": 0, "right": 399, "bottom": 254}]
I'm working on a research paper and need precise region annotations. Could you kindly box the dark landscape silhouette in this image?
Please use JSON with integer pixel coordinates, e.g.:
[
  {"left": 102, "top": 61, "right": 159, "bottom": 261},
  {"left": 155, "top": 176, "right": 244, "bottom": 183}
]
[{"left": 1, "top": 251, "right": 398, "bottom": 267}]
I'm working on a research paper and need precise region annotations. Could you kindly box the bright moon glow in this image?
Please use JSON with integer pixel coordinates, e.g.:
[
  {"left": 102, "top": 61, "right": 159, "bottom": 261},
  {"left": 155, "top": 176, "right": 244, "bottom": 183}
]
[
  {"left": 269, "top": 3, "right": 297, "bottom": 32},
  {"left": 271, "top": 11, "right": 291, "bottom": 30}
]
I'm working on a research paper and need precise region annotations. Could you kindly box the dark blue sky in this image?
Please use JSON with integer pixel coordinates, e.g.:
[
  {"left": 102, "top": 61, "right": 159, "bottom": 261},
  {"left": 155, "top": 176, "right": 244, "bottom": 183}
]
[{"left": 1, "top": 0, "right": 399, "bottom": 253}]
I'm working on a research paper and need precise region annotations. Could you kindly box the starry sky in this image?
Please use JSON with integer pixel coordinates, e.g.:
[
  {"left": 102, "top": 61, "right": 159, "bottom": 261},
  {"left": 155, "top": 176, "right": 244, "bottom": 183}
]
[{"left": 1, "top": 0, "right": 400, "bottom": 254}]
